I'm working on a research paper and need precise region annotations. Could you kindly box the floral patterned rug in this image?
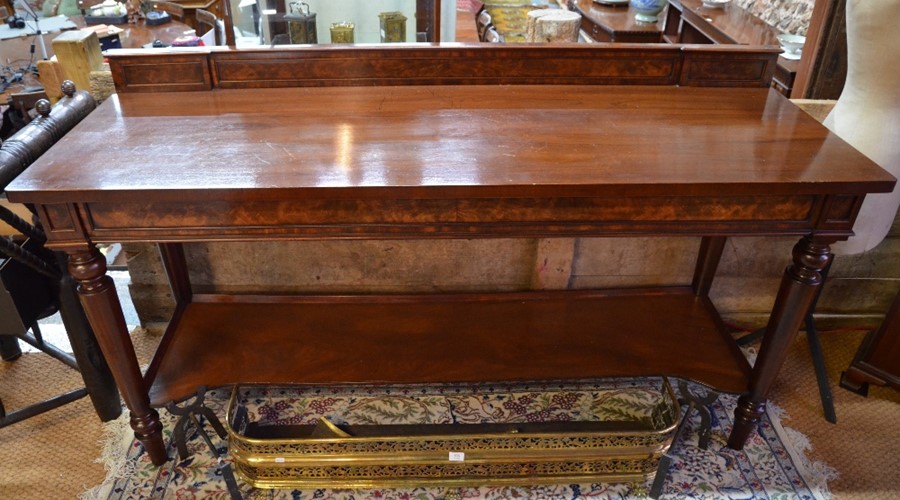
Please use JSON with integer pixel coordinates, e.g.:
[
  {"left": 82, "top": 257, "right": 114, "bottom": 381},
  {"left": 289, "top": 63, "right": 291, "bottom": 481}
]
[{"left": 83, "top": 378, "right": 834, "bottom": 500}]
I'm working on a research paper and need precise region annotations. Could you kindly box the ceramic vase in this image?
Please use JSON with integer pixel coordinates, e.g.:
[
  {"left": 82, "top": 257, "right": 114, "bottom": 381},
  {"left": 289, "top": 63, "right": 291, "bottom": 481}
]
[{"left": 630, "top": 0, "right": 666, "bottom": 23}]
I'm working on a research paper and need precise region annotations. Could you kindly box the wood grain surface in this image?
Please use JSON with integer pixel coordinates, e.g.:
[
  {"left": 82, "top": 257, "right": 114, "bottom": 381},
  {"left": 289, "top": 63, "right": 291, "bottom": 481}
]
[{"left": 7, "top": 86, "right": 892, "bottom": 201}]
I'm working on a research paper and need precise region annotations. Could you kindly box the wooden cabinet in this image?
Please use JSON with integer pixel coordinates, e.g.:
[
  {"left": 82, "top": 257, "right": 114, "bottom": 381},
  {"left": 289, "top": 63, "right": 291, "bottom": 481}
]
[{"left": 842, "top": 290, "right": 900, "bottom": 394}]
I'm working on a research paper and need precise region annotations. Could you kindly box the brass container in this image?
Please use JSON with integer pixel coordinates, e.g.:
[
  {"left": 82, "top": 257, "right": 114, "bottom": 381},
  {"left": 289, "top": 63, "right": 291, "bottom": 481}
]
[
  {"left": 378, "top": 11, "right": 407, "bottom": 43},
  {"left": 286, "top": 2, "right": 317, "bottom": 44},
  {"left": 329, "top": 22, "right": 355, "bottom": 43},
  {"left": 226, "top": 378, "right": 680, "bottom": 489}
]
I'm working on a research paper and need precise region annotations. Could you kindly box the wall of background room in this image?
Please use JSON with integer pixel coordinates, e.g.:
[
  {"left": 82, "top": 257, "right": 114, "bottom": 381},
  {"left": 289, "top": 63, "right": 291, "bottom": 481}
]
[{"left": 124, "top": 214, "right": 900, "bottom": 330}]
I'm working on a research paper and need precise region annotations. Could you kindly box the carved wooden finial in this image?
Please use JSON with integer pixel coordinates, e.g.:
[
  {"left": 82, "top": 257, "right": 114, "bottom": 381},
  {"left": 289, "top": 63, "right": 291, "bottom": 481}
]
[
  {"left": 35, "top": 99, "right": 52, "bottom": 117},
  {"left": 61, "top": 80, "right": 77, "bottom": 98}
]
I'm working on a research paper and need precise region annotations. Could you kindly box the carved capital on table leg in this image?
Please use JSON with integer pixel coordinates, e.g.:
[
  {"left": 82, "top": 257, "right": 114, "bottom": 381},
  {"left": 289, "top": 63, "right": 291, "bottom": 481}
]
[
  {"left": 67, "top": 248, "right": 109, "bottom": 290},
  {"left": 788, "top": 236, "right": 831, "bottom": 285},
  {"left": 67, "top": 245, "right": 168, "bottom": 466}
]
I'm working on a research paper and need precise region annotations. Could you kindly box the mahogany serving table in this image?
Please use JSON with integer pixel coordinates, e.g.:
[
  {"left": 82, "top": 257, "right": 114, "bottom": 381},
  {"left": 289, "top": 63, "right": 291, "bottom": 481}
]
[{"left": 6, "top": 44, "right": 895, "bottom": 468}]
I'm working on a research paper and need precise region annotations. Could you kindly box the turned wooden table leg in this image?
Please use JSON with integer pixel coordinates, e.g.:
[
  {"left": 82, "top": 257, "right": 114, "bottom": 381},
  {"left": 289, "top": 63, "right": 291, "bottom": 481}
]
[
  {"left": 692, "top": 236, "right": 727, "bottom": 297},
  {"left": 728, "top": 236, "right": 832, "bottom": 449},
  {"left": 67, "top": 245, "right": 168, "bottom": 465}
]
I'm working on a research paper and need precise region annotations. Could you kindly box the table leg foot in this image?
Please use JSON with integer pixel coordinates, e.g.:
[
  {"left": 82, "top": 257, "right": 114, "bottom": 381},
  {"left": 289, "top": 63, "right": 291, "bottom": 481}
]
[
  {"left": 728, "top": 395, "right": 765, "bottom": 450},
  {"left": 131, "top": 408, "right": 167, "bottom": 465}
]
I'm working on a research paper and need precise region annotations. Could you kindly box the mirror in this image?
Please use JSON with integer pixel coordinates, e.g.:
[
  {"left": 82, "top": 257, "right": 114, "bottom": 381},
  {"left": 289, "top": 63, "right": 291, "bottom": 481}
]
[{"left": 227, "top": 0, "right": 453, "bottom": 46}]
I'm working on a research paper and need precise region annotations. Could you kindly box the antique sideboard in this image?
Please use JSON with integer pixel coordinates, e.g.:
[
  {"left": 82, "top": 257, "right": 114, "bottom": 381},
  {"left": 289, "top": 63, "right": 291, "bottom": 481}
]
[{"left": 6, "top": 43, "right": 895, "bottom": 468}]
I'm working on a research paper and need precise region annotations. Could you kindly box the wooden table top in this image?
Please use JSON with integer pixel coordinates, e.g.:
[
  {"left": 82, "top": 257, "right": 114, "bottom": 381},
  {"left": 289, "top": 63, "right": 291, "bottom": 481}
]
[{"left": 8, "top": 85, "right": 893, "bottom": 204}]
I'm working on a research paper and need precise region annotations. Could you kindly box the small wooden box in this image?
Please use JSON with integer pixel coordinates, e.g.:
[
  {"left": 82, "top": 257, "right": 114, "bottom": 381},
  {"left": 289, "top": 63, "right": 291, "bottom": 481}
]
[{"left": 51, "top": 30, "right": 104, "bottom": 93}]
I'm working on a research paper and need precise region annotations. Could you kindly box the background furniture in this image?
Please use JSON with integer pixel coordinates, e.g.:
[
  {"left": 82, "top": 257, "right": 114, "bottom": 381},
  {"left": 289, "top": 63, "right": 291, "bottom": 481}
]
[
  {"left": 1, "top": 90, "right": 49, "bottom": 140},
  {"left": 567, "top": 0, "right": 662, "bottom": 43},
  {"left": 664, "top": 0, "right": 797, "bottom": 96},
  {"left": 842, "top": 289, "right": 900, "bottom": 394},
  {"left": 828, "top": 0, "right": 900, "bottom": 396},
  {"left": 793, "top": 0, "right": 847, "bottom": 99},
  {"left": 196, "top": 8, "right": 223, "bottom": 45},
  {"left": 0, "top": 82, "right": 119, "bottom": 427},
  {"left": 150, "top": 0, "right": 186, "bottom": 22},
  {"left": 170, "top": 0, "right": 238, "bottom": 45}
]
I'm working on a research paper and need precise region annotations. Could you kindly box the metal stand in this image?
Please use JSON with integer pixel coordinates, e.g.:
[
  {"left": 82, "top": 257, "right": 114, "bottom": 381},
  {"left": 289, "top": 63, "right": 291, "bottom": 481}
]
[
  {"left": 803, "top": 257, "right": 837, "bottom": 423},
  {"left": 736, "top": 256, "right": 836, "bottom": 423},
  {"left": 677, "top": 380, "right": 719, "bottom": 450},
  {"left": 15, "top": 0, "right": 48, "bottom": 60},
  {"left": 166, "top": 387, "right": 242, "bottom": 499},
  {"left": 648, "top": 380, "right": 720, "bottom": 499}
]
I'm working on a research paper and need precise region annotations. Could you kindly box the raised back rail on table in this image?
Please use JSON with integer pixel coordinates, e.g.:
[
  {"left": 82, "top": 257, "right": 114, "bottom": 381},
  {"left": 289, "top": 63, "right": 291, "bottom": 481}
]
[
  {"left": 5, "top": 45, "right": 894, "bottom": 468},
  {"left": 105, "top": 43, "right": 781, "bottom": 92}
]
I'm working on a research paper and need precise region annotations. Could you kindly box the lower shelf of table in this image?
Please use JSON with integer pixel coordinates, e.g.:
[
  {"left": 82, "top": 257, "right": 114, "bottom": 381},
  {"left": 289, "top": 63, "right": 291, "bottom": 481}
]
[{"left": 145, "top": 287, "right": 752, "bottom": 406}]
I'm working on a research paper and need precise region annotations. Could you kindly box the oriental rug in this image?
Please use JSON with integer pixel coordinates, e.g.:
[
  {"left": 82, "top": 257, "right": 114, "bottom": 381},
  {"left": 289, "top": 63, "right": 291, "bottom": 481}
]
[{"left": 83, "top": 376, "right": 834, "bottom": 500}]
